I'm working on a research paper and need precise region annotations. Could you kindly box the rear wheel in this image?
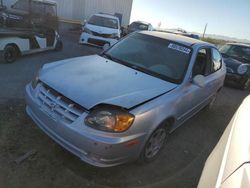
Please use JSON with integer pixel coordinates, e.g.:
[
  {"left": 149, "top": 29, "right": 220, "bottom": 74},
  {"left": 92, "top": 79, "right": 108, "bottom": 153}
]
[
  {"left": 3, "top": 45, "right": 18, "bottom": 63},
  {"left": 139, "top": 125, "right": 168, "bottom": 163},
  {"left": 240, "top": 77, "right": 250, "bottom": 90}
]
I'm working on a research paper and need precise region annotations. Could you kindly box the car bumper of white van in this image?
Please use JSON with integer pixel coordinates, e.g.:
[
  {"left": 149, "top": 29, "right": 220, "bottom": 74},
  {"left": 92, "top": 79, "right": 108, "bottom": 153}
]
[{"left": 79, "top": 32, "right": 118, "bottom": 47}]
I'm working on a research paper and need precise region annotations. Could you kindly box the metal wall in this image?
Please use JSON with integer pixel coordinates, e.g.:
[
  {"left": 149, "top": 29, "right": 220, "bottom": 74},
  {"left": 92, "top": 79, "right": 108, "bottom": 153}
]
[
  {"left": 4, "top": 0, "right": 133, "bottom": 26},
  {"left": 83, "top": 0, "right": 133, "bottom": 26},
  {"left": 3, "top": 0, "right": 16, "bottom": 7},
  {"left": 54, "top": 0, "right": 133, "bottom": 26}
]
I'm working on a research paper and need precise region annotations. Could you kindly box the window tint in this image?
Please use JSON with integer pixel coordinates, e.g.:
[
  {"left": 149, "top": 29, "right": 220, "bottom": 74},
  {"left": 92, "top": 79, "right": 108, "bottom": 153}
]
[
  {"left": 193, "top": 49, "right": 210, "bottom": 77},
  {"left": 130, "top": 22, "right": 149, "bottom": 30},
  {"left": 212, "top": 49, "right": 222, "bottom": 72}
]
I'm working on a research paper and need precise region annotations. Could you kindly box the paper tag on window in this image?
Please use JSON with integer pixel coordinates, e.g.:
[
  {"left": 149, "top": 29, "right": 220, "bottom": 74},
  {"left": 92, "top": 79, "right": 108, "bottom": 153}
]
[{"left": 168, "top": 43, "right": 191, "bottom": 54}]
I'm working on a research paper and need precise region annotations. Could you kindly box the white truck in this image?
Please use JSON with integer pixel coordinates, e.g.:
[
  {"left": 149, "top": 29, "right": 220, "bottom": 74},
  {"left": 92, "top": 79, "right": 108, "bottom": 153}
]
[{"left": 0, "top": 27, "right": 62, "bottom": 63}]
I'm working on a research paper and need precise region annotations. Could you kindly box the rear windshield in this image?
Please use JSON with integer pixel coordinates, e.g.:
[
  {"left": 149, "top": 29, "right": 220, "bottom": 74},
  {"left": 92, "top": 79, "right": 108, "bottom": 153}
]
[
  {"left": 130, "top": 22, "right": 149, "bottom": 30},
  {"left": 105, "top": 33, "right": 192, "bottom": 84},
  {"left": 88, "top": 15, "right": 118, "bottom": 29}
]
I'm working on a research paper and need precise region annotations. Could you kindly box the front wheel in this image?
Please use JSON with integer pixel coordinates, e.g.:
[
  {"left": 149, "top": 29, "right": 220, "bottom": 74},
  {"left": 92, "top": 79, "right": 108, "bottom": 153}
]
[
  {"left": 55, "top": 40, "right": 63, "bottom": 51},
  {"left": 204, "top": 94, "right": 217, "bottom": 111},
  {"left": 139, "top": 126, "right": 168, "bottom": 163},
  {"left": 3, "top": 45, "right": 18, "bottom": 63}
]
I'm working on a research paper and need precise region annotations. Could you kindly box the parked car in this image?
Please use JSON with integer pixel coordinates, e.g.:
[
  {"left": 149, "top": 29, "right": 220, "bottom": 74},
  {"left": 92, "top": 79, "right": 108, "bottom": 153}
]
[
  {"left": 79, "top": 13, "right": 121, "bottom": 47},
  {"left": 220, "top": 43, "right": 250, "bottom": 90},
  {"left": 198, "top": 95, "right": 250, "bottom": 188},
  {"left": 0, "top": 27, "right": 62, "bottom": 63},
  {"left": 127, "top": 21, "right": 153, "bottom": 34},
  {"left": 0, "top": 0, "right": 58, "bottom": 29},
  {"left": 25, "top": 31, "right": 226, "bottom": 167}
]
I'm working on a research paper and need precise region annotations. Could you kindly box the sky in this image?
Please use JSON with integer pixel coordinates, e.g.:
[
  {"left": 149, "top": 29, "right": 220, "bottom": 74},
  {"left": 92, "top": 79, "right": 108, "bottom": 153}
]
[{"left": 130, "top": 0, "right": 250, "bottom": 40}]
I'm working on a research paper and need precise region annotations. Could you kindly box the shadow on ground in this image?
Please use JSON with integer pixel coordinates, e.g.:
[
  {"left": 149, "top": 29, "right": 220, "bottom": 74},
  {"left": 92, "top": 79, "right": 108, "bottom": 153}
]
[{"left": 0, "top": 86, "right": 249, "bottom": 188}]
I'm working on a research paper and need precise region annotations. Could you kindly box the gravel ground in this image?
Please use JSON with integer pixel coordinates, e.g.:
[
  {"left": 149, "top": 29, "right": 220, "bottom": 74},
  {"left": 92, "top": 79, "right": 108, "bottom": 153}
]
[{"left": 0, "top": 30, "right": 249, "bottom": 188}]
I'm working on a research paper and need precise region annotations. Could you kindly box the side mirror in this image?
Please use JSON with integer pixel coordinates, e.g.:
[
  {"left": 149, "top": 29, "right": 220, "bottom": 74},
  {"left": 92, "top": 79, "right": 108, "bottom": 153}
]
[
  {"left": 81, "top": 19, "right": 87, "bottom": 26},
  {"left": 193, "top": 75, "right": 206, "bottom": 88}
]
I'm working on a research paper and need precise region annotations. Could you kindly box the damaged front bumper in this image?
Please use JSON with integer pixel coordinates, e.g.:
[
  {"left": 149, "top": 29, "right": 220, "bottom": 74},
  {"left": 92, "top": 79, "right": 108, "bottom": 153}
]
[{"left": 25, "top": 83, "right": 146, "bottom": 167}]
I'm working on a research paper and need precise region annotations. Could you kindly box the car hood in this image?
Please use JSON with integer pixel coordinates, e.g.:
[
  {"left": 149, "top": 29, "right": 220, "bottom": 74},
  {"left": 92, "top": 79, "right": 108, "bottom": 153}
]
[
  {"left": 86, "top": 24, "right": 117, "bottom": 34},
  {"left": 223, "top": 56, "right": 245, "bottom": 71},
  {"left": 40, "top": 55, "right": 177, "bottom": 110}
]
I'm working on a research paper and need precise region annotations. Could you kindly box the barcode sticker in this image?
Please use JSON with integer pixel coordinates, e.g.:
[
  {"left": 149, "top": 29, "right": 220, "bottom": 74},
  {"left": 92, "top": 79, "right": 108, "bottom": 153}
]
[{"left": 168, "top": 43, "right": 191, "bottom": 54}]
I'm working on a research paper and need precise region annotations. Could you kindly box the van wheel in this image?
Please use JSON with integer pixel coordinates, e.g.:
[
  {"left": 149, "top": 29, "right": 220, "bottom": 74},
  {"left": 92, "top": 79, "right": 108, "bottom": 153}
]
[
  {"left": 3, "top": 45, "right": 18, "bottom": 63},
  {"left": 139, "top": 125, "right": 168, "bottom": 163},
  {"left": 240, "top": 77, "right": 250, "bottom": 90},
  {"left": 55, "top": 40, "right": 63, "bottom": 51}
]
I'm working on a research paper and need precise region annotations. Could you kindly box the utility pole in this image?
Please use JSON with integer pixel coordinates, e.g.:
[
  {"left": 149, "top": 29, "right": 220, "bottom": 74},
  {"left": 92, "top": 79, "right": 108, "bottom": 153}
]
[
  {"left": 203, "top": 23, "right": 207, "bottom": 38},
  {"left": 0, "top": 0, "right": 3, "bottom": 7}
]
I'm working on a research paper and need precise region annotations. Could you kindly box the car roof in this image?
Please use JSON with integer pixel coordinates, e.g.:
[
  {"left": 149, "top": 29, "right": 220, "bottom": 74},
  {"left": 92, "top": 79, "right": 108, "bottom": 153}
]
[
  {"left": 139, "top": 31, "right": 212, "bottom": 47},
  {"left": 94, "top": 13, "right": 118, "bottom": 20},
  {"left": 131, "top": 21, "right": 151, "bottom": 25},
  {"left": 227, "top": 43, "right": 250, "bottom": 48},
  {"left": 33, "top": 0, "right": 57, "bottom": 6}
]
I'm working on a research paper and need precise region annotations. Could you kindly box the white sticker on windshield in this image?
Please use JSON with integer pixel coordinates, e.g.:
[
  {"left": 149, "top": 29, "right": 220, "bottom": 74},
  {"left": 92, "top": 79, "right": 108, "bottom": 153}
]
[{"left": 168, "top": 43, "right": 191, "bottom": 54}]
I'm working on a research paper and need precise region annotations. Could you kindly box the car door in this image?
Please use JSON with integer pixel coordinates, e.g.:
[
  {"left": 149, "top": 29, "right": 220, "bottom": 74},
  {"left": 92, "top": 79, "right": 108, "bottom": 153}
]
[{"left": 175, "top": 47, "right": 216, "bottom": 126}]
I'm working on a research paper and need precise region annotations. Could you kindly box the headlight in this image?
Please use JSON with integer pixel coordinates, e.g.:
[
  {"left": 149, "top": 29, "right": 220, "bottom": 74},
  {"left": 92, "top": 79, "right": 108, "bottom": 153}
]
[
  {"left": 55, "top": 31, "right": 60, "bottom": 40},
  {"left": 31, "top": 69, "right": 41, "bottom": 89},
  {"left": 110, "top": 33, "right": 119, "bottom": 39},
  {"left": 237, "top": 64, "right": 248, "bottom": 75},
  {"left": 85, "top": 105, "right": 135, "bottom": 132},
  {"left": 83, "top": 27, "right": 92, "bottom": 34},
  {"left": 1, "top": 12, "right": 8, "bottom": 18}
]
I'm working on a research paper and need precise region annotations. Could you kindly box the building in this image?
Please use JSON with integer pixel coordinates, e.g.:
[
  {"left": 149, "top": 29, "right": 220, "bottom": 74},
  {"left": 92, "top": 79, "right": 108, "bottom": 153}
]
[{"left": 3, "top": 0, "right": 134, "bottom": 26}]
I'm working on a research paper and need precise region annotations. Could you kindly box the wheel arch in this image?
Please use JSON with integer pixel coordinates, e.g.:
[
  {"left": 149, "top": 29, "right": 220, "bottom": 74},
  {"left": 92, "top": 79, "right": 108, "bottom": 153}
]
[
  {"left": 5, "top": 43, "right": 21, "bottom": 55},
  {"left": 158, "top": 116, "right": 176, "bottom": 132}
]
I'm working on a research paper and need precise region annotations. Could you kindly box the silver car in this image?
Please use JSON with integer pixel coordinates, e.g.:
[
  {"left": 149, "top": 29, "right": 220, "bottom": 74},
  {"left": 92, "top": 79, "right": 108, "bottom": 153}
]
[{"left": 25, "top": 31, "right": 226, "bottom": 167}]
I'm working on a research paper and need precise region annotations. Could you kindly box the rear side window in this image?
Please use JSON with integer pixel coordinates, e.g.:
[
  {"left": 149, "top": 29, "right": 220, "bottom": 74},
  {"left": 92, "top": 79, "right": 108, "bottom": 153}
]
[{"left": 212, "top": 49, "right": 222, "bottom": 72}]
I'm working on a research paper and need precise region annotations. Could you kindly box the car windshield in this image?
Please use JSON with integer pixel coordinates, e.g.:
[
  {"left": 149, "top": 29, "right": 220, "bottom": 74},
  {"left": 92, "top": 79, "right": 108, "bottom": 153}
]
[
  {"left": 88, "top": 15, "right": 118, "bottom": 29},
  {"left": 220, "top": 44, "right": 250, "bottom": 63},
  {"left": 104, "top": 33, "right": 192, "bottom": 84},
  {"left": 130, "top": 22, "right": 149, "bottom": 30}
]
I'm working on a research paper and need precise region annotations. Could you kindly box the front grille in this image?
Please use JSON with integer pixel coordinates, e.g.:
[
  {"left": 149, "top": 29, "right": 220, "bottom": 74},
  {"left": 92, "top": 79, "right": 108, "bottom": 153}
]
[
  {"left": 92, "top": 31, "right": 112, "bottom": 38},
  {"left": 37, "top": 83, "right": 86, "bottom": 124},
  {"left": 88, "top": 38, "right": 107, "bottom": 46},
  {"left": 226, "top": 67, "right": 234, "bottom": 73}
]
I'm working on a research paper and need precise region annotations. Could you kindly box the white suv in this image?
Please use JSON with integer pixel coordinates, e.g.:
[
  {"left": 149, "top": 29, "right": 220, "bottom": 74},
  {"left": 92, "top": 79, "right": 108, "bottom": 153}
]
[{"left": 79, "top": 13, "right": 121, "bottom": 47}]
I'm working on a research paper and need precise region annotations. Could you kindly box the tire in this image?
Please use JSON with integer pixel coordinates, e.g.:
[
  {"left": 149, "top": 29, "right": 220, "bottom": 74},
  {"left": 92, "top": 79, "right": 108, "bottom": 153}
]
[
  {"left": 240, "top": 77, "right": 250, "bottom": 90},
  {"left": 55, "top": 40, "right": 63, "bottom": 51},
  {"left": 204, "top": 94, "right": 217, "bottom": 111},
  {"left": 139, "top": 125, "right": 168, "bottom": 163},
  {"left": 3, "top": 45, "right": 18, "bottom": 63}
]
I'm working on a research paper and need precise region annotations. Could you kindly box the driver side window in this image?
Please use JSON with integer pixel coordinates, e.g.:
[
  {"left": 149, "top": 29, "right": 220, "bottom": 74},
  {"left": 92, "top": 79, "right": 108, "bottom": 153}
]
[{"left": 193, "top": 48, "right": 211, "bottom": 77}]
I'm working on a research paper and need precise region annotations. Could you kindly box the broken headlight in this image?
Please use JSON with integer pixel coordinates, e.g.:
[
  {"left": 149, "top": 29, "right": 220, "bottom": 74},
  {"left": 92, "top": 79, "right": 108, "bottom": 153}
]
[{"left": 85, "top": 105, "right": 134, "bottom": 132}]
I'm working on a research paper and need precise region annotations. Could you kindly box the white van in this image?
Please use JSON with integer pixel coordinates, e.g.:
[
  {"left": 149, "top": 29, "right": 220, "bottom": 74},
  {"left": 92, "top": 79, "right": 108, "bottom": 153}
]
[{"left": 79, "top": 13, "right": 121, "bottom": 47}]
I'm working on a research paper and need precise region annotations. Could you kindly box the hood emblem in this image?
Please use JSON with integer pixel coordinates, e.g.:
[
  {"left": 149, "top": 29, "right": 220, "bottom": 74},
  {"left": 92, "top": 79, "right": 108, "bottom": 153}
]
[{"left": 50, "top": 102, "right": 58, "bottom": 112}]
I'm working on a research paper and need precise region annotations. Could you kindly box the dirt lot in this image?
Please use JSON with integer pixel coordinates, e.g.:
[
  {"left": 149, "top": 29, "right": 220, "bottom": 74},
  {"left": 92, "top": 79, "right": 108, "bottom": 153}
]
[{"left": 0, "top": 30, "right": 249, "bottom": 188}]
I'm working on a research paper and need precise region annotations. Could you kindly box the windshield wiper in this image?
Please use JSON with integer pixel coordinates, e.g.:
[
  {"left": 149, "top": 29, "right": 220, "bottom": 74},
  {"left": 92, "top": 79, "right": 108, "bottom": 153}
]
[{"left": 101, "top": 53, "right": 115, "bottom": 61}]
